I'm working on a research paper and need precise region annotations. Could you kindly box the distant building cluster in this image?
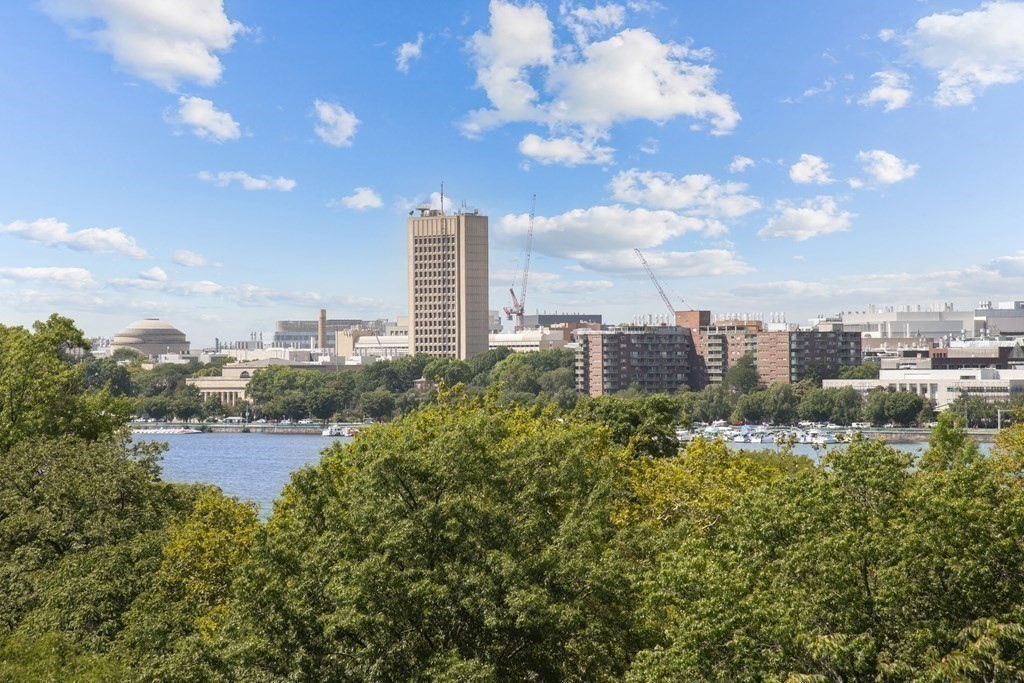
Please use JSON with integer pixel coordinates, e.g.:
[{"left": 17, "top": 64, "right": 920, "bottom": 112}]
[{"left": 93, "top": 200, "right": 1024, "bottom": 414}]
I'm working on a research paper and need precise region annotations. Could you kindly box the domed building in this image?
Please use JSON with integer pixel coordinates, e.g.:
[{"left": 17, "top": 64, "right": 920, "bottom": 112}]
[{"left": 110, "top": 318, "right": 190, "bottom": 358}]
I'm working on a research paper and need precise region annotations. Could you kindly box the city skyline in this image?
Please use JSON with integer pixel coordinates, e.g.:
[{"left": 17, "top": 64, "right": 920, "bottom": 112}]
[{"left": 2, "top": 1, "right": 1024, "bottom": 347}]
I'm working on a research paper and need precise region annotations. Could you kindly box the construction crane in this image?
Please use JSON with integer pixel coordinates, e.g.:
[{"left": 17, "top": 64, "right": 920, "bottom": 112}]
[
  {"left": 503, "top": 194, "right": 536, "bottom": 332},
  {"left": 634, "top": 247, "right": 676, "bottom": 321}
]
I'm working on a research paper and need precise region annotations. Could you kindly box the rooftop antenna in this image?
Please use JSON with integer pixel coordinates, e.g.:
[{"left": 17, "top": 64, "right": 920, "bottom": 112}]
[{"left": 440, "top": 181, "right": 445, "bottom": 216}]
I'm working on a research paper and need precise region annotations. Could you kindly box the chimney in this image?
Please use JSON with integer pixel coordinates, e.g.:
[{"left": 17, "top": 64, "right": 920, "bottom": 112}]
[{"left": 318, "top": 309, "right": 327, "bottom": 350}]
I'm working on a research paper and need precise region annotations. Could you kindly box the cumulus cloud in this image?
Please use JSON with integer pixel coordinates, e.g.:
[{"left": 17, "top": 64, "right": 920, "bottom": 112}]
[
  {"left": 905, "top": 1, "right": 1024, "bottom": 106},
  {"left": 463, "top": 0, "right": 739, "bottom": 157},
  {"left": 331, "top": 187, "right": 383, "bottom": 210},
  {"left": 610, "top": 169, "right": 760, "bottom": 218},
  {"left": 314, "top": 99, "right": 360, "bottom": 147},
  {"left": 0, "top": 217, "right": 147, "bottom": 258},
  {"left": 173, "top": 249, "right": 214, "bottom": 267},
  {"left": 758, "top": 196, "right": 854, "bottom": 241},
  {"left": 168, "top": 96, "right": 240, "bottom": 141},
  {"left": 561, "top": 2, "right": 626, "bottom": 44},
  {"left": 857, "top": 149, "right": 919, "bottom": 184},
  {"left": 728, "top": 155, "right": 754, "bottom": 173},
  {"left": 396, "top": 33, "right": 424, "bottom": 73},
  {"left": 639, "top": 137, "right": 659, "bottom": 154},
  {"left": 859, "top": 70, "right": 912, "bottom": 112},
  {"left": 498, "top": 204, "right": 717, "bottom": 266},
  {"left": 39, "top": 0, "right": 245, "bottom": 90},
  {"left": 139, "top": 266, "right": 168, "bottom": 282},
  {"left": 197, "top": 170, "right": 296, "bottom": 191},
  {"left": 789, "top": 154, "right": 834, "bottom": 185},
  {"left": 0, "top": 266, "right": 96, "bottom": 289},
  {"left": 990, "top": 251, "right": 1024, "bottom": 277},
  {"left": 518, "top": 133, "right": 614, "bottom": 165}
]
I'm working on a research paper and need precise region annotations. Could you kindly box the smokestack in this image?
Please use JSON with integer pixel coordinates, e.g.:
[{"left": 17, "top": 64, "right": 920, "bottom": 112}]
[{"left": 318, "top": 309, "right": 327, "bottom": 350}]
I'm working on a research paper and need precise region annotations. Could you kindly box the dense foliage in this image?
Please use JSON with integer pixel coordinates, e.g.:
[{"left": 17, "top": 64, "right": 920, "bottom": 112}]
[{"left": 6, "top": 315, "right": 1024, "bottom": 679}]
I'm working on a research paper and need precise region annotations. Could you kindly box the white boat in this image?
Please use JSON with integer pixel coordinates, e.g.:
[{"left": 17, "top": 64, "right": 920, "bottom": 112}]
[
  {"left": 322, "top": 425, "right": 360, "bottom": 437},
  {"left": 131, "top": 427, "right": 201, "bottom": 435}
]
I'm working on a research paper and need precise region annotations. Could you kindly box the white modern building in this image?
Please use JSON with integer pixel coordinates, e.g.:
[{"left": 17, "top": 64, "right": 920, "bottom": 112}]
[{"left": 825, "top": 367, "right": 1024, "bottom": 410}]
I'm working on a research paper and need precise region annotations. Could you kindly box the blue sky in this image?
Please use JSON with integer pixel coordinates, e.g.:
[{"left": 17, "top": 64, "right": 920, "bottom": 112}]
[{"left": 2, "top": 0, "right": 1023, "bottom": 346}]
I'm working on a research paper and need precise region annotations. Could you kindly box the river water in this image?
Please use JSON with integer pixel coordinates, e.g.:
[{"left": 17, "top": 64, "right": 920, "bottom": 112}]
[{"left": 139, "top": 432, "right": 988, "bottom": 518}]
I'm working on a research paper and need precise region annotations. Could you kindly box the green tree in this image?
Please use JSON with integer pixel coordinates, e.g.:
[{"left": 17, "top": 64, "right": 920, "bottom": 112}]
[
  {"left": 839, "top": 362, "right": 880, "bottom": 379},
  {"left": 724, "top": 353, "right": 760, "bottom": 395},
  {"left": 225, "top": 393, "right": 649, "bottom": 680},
  {"left": 357, "top": 387, "right": 396, "bottom": 421},
  {"left": 0, "top": 314, "right": 128, "bottom": 453},
  {"left": 629, "top": 431, "right": 1024, "bottom": 680},
  {"left": 572, "top": 393, "right": 683, "bottom": 458},
  {"left": 117, "top": 489, "right": 258, "bottom": 679},
  {"left": 170, "top": 385, "right": 204, "bottom": 422}
]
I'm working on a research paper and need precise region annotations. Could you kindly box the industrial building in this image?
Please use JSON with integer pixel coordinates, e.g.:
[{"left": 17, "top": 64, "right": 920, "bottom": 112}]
[{"left": 407, "top": 203, "right": 489, "bottom": 359}]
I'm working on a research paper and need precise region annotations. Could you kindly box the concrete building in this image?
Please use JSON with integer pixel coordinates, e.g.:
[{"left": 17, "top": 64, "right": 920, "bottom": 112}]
[
  {"left": 110, "top": 319, "right": 190, "bottom": 358},
  {"left": 521, "top": 313, "right": 602, "bottom": 329},
  {"left": 408, "top": 205, "right": 489, "bottom": 359},
  {"left": 489, "top": 327, "right": 571, "bottom": 353},
  {"left": 825, "top": 367, "right": 1024, "bottom": 411},
  {"left": 271, "top": 312, "right": 379, "bottom": 352},
  {"left": 574, "top": 326, "right": 692, "bottom": 397}
]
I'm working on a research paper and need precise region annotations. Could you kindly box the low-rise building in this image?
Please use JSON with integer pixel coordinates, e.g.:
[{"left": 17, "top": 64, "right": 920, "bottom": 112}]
[{"left": 824, "top": 367, "right": 1024, "bottom": 410}]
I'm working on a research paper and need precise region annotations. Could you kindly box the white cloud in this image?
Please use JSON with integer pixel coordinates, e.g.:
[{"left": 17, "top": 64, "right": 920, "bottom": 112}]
[
  {"left": 0, "top": 217, "right": 147, "bottom": 258},
  {"left": 584, "top": 248, "right": 753, "bottom": 278},
  {"left": 859, "top": 70, "right": 912, "bottom": 111},
  {"left": 498, "top": 204, "right": 717, "bottom": 269},
  {"left": 314, "top": 99, "right": 360, "bottom": 147},
  {"left": 990, "top": 251, "right": 1024, "bottom": 277},
  {"left": 332, "top": 187, "right": 383, "bottom": 210},
  {"left": 561, "top": 2, "right": 626, "bottom": 44},
  {"left": 905, "top": 1, "right": 1024, "bottom": 106},
  {"left": 758, "top": 196, "right": 854, "bottom": 241},
  {"left": 848, "top": 178, "right": 865, "bottom": 189},
  {"left": 0, "top": 266, "right": 96, "bottom": 289},
  {"left": 168, "top": 96, "right": 240, "bottom": 141},
  {"left": 173, "top": 249, "right": 214, "bottom": 267},
  {"left": 39, "top": 0, "right": 245, "bottom": 90},
  {"left": 789, "top": 154, "right": 834, "bottom": 185},
  {"left": 197, "top": 170, "right": 296, "bottom": 191},
  {"left": 639, "top": 137, "right": 659, "bottom": 154},
  {"left": 518, "top": 133, "right": 614, "bottom": 165},
  {"left": 396, "top": 33, "right": 424, "bottom": 73},
  {"left": 140, "top": 266, "right": 168, "bottom": 282},
  {"left": 463, "top": 1, "right": 739, "bottom": 146},
  {"left": 728, "top": 155, "right": 755, "bottom": 173},
  {"left": 610, "top": 169, "right": 760, "bottom": 217},
  {"left": 878, "top": 28, "right": 897, "bottom": 42},
  {"left": 857, "top": 149, "right": 919, "bottom": 184}
]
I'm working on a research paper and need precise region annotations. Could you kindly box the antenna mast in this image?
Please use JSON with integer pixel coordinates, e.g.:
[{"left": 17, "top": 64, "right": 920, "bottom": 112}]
[
  {"left": 634, "top": 248, "right": 676, "bottom": 320},
  {"left": 440, "top": 181, "right": 445, "bottom": 216},
  {"left": 503, "top": 194, "right": 536, "bottom": 332}
]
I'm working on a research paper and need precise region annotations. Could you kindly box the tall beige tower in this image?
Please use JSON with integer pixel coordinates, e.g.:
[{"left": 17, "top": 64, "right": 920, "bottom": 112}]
[{"left": 408, "top": 206, "right": 489, "bottom": 359}]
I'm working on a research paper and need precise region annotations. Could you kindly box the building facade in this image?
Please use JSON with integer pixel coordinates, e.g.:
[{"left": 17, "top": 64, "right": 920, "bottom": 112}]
[
  {"left": 574, "top": 326, "right": 692, "bottom": 397},
  {"left": 408, "top": 207, "right": 489, "bottom": 360}
]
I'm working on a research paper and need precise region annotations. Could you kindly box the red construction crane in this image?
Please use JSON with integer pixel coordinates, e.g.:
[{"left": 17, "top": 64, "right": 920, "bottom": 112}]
[
  {"left": 503, "top": 195, "right": 536, "bottom": 332},
  {"left": 634, "top": 247, "right": 676, "bottom": 321}
]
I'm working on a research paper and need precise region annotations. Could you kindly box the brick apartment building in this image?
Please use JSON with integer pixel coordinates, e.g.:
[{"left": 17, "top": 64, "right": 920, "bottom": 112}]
[{"left": 574, "top": 326, "right": 692, "bottom": 397}]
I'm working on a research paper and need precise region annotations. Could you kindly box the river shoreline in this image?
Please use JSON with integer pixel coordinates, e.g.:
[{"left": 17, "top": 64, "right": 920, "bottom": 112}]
[{"left": 129, "top": 421, "right": 1002, "bottom": 443}]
